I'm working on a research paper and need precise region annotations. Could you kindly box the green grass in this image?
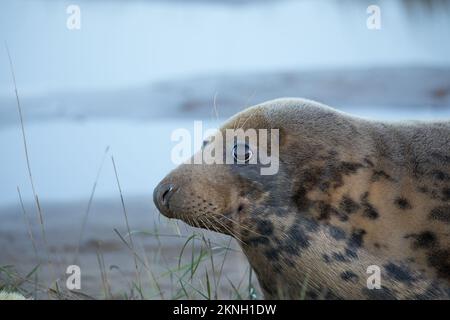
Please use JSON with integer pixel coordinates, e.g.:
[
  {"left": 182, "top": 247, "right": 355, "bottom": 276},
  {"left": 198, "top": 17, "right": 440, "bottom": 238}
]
[{"left": 0, "top": 225, "right": 261, "bottom": 300}]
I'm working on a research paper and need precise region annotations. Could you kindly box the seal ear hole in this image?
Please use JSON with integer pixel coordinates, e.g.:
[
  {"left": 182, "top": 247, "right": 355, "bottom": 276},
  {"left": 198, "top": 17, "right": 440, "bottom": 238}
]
[{"left": 238, "top": 204, "right": 244, "bottom": 213}]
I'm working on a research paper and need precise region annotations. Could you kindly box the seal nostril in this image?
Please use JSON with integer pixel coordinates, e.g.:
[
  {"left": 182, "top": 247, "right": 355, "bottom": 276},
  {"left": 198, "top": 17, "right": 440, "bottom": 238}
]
[
  {"left": 154, "top": 183, "right": 177, "bottom": 214},
  {"left": 161, "top": 186, "right": 173, "bottom": 205}
]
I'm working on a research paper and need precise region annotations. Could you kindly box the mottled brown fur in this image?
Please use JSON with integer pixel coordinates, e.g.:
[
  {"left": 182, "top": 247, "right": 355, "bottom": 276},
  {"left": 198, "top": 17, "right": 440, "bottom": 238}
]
[{"left": 154, "top": 98, "right": 450, "bottom": 299}]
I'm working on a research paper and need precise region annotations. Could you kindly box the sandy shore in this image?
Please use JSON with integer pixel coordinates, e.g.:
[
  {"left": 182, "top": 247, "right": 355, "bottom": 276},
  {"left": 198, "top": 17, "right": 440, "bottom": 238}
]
[{"left": 0, "top": 197, "right": 254, "bottom": 299}]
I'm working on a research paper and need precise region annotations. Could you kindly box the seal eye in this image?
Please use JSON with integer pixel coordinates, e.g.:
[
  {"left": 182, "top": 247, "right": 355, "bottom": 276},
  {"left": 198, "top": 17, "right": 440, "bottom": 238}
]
[{"left": 232, "top": 143, "right": 253, "bottom": 164}]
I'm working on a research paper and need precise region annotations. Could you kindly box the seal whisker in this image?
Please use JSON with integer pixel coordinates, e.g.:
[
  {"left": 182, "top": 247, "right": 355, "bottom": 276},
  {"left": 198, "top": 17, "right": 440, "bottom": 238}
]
[
  {"left": 202, "top": 215, "right": 239, "bottom": 246},
  {"left": 204, "top": 213, "right": 236, "bottom": 237},
  {"left": 238, "top": 112, "right": 257, "bottom": 131},
  {"left": 233, "top": 91, "right": 256, "bottom": 131},
  {"left": 199, "top": 214, "right": 218, "bottom": 235},
  {"left": 200, "top": 215, "right": 213, "bottom": 233},
  {"left": 210, "top": 216, "right": 251, "bottom": 246},
  {"left": 185, "top": 214, "right": 197, "bottom": 229},
  {"left": 201, "top": 214, "right": 221, "bottom": 235},
  {"left": 212, "top": 92, "right": 219, "bottom": 121},
  {"left": 202, "top": 213, "right": 244, "bottom": 244},
  {"left": 213, "top": 212, "right": 265, "bottom": 239}
]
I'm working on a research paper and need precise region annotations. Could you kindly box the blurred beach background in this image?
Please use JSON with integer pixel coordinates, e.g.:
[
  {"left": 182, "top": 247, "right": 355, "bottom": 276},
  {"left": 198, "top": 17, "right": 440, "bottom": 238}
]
[{"left": 0, "top": 0, "right": 450, "bottom": 299}]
